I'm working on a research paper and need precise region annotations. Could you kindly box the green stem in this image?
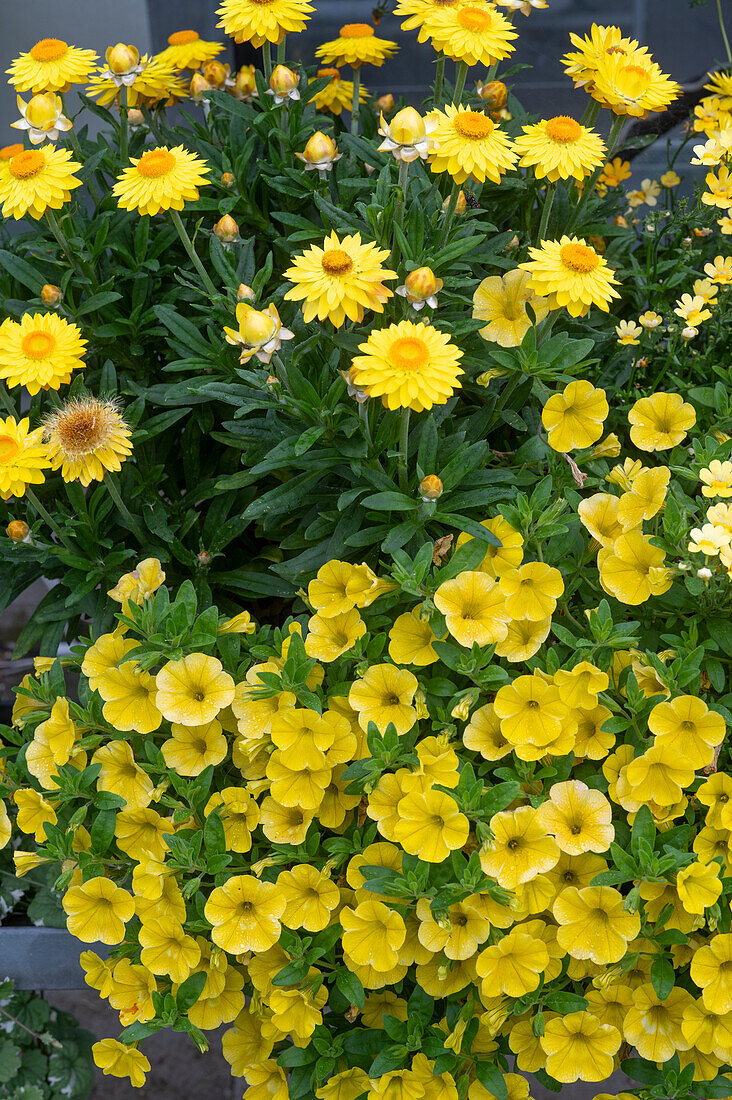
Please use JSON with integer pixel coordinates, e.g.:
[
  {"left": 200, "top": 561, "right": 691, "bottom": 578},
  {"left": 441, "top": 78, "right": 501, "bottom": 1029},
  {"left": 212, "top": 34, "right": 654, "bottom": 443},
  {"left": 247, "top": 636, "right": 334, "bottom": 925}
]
[
  {"left": 439, "top": 181, "right": 461, "bottom": 248},
  {"left": 169, "top": 209, "right": 218, "bottom": 298},
  {"left": 271, "top": 352, "right": 294, "bottom": 397},
  {"left": 579, "top": 98, "right": 601, "bottom": 129},
  {"left": 536, "top": 181, "right": 555, "bottom": 243},
  {"left": 392, "top": 159, "right": 410, "bottom": 267},
  {"left": 277, "top": 37, "right": 287, "bottom": 65},
  {"left": 104, "top": 476, "right": 146, "bottom": 544},
  {"left": 350, "top": 67, "right": 362, "bottom": 137},
  {"left": 263, "top": 41, "right": 273, "bottom": 83},
  {"left": 120, "top": 85, "right": 128, "bottom": 164},
  {"left": 397, "top": 407, "right": 411, "bottom": 491},
  {"left": 433, "top": 56, "right": 445, "bottom": 108},
  {"left": 717, "top": 0, "right": 732, "bottom": 67},
  {"left": 569, "top": 113, "right": 625, "bottom": 231},
  {"left": 24, "top": 489, "right": 76, "bottom": 555},
  {"left": 453, "top": 60, "right": 469, "bottom": 103},
  {"left": 484, "top": 62, "right": 498, "bottom": 83}
]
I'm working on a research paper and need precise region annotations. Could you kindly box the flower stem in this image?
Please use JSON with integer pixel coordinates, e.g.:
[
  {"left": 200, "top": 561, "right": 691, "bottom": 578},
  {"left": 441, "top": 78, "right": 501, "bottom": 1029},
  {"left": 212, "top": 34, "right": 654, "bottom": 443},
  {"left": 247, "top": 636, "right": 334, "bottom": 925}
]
[
  {"left": 277, "top": 36, "right": 287, "bottom": 65},
  {"left": 120, "top": 85, "right": 129, "bottom": 164},
  {"left": 104, "top": 475, "right": 147, "bottom": 544},
  {"left": 263, "top": 41, "right": 273, "bottom": 82},
  {"left": 169, "top": 208, "right": 218, "bottom": 298},
  {"left": 439, "top": 181, "right": 460, "bottom": 248},
  {"left": 453, "top": 60, "right": 469, "bottom": 103},
  {"left": 350, "top": 67, "right": 362, "bottom": 137},
  {"left": 579, "top": 98, "right": 601, "bottom": 128},
  {"left": 397, "top": 406, "right": 411, "bottom": 491},
  {"left": 433, "top": 56, "right": 445, "bottom": 108},
  {"left": 24, "top": 489, "right": 76, "bottom": 555},
  {"left": 717, "top": 0, "right": 732, "bottom": 66},
  {"left": 569, "top": 113, "right": 625, "bottom": 231},
  {"left": 536, "top": 181, "right": 555, "bottom": 243},
  {"left": 392, "top": 159, "right": 410, "bottom": 267}
]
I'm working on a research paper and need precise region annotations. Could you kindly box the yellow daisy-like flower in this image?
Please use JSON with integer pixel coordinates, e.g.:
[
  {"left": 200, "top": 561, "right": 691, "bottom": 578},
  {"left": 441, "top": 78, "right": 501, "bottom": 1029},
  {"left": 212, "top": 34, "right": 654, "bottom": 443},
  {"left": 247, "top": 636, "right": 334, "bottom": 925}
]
[
  {"left": 87, "top": 56, "right": 188, "bottom": 107},
  {"left": 473, "top": 269, "right": 549, "bottom": 347},
  {"left": 217, "top": 0, "right": 314, "bottom": 46},
  {"left": 309, "top": 68, "right": 367, "bottom": 116},
  {"left": 429, "top": 104, "right": 517, "bottom": 185},
  {"left": 0, "top": 145, "right": 82, "bottom": 221},
  {"left": 0, "top": 416, "right": 49, "bottom": 500},
  {"left": 541, "top": 380, "right": 609, "bottom": 452},
  {"left": 0, "top": 313, "right": 87, "bottom": 395},
  {"left": 283, "top": 231, "right": 396, "bottom": 328},
  {"left": 628, "top": 392, "right": 696, "bottom": 451},
  {"left": 514, "top": 116, "right": 606, "bottom": 182},
  {"left": 315, "top": 25, "right": 399, "bottom": 70},
  {"left": 591, "top": 49, "right": 681, "bottom": 119},
  {"left": 157, "top": 31, "right": 225, "bottom": 71},
  {"left": 519, "top": 236, "right": 620, "bottom": 317},
  {"left": 562, "top": 24, "right": 642, "bottom": 90},
  {"left": 421, "top": 4, "right": 517, "bottom": 67},
  {"left": 350, "top": 319, "right": 464, "bottom": 412},
  {"left": 7, "top": 38, "right": 98, "bottom": 93},
  {"left": 113, "top": 146, "right": 210, "bottom": 217},
  {"left": 43, "top": 397, "right": 133, "bottom": 486}
]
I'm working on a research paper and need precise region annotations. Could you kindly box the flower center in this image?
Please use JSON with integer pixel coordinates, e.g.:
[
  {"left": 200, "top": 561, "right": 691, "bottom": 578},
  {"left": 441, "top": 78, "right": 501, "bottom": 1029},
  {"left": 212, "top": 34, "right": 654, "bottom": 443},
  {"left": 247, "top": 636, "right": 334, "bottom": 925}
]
[
  {"left": 389, "top": 336, "right": 429, "bottom": 371},
  {"left": 136, "top": 149, "right": 176, "bottom": 178},
  {"left": 453, "top": 110, "right": 494, "bottom": 140},
  {"left": 21, "top": 331, "right": 56, "bottom": 360},
  {"left": 560, "top": 243, "right": 600, "bottom": 273},
  {"left": 318, "top": 67, "right": 340, "bottom": 80},
  {"left": 457, "top": 7, "right": 493, "bottom": 31},
  {"left": 545, "top": 115, "right": 582, "bottom": 143},
  {"left": 340, "top": 23, "right": 375, "bottom": 38},
  {"left": 0, "top": 143, "right": 24, "bottom": 161},
  {"left": 0, "top": 434, "right": 20, "bottom": 463},
  {"left": 30, "top": 38, "right": 69, "bottom": 62},
  {"left": 168, "top": 30, "right": 200, "bottom": 45},
  {"left": 55, "top": 410, "right": 101, "bottom": 453},
  {"left": 321, "top": 248, "right": 353, "bottom": 276},
  {"left": 10, "top": 150, "right": 46, "bottom": 179}
]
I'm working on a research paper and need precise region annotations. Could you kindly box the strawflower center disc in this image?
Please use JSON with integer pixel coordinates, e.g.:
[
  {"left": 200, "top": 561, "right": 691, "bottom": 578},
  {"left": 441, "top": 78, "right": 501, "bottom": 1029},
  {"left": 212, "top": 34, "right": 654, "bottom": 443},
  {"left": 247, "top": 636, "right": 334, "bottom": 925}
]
[
  {"left": 318, "top": 68, "right": 340, "bottom": 79},
  {"left": 389, "top": 336, "right": 429, "bottom": 371},
  {"left": 168, "top": 30, "right": 200, "bottom": 45},
  {"left": 457, "top": 7, "right": 493, "bottom": 31},
  {"left": 321, "top": 248, "right": 354, "bottom": 276},
  {"left": 55, "top": 409, "right": 102, "bottom": 453},
  {"left": 545, "top": 115, "right": 582, "bottom": 143},
  {"left": 0, "top": 435, "right": 19, "bottom": 463},
  {"left": 21, "top": 331, "right": 56, "bottom": 359},
  {"left": 605, "top": 44, "right": 629, "bottom": 56},
  {"left": 136, "top": 149, "right": 176, "bottom": 178},
  {"left": 453, "top": 110, "right": 494, "bottom": 139},
  {"left": 10, "top": 150, "right": 46, "bottom": 179},
  {"left": 560, "top": 243, "right": 600, "bottom": 273},
  {"left": 340, "top": 23, "right": 375, "bottom": 38},
  {"left": 0, "top": 144, "right": 24, "bottom": 161},
  {"left": 30, "top": 38, "right": 69, "bottom": 61}
]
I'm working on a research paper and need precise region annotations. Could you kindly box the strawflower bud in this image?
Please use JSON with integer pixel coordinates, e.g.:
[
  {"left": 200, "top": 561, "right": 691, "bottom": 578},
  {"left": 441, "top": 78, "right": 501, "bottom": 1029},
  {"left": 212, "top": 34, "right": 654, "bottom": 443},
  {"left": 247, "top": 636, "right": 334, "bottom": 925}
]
[
  {"left": 213, "top": 214, "right": 239, "bottom": 243},
  {"left": 237, "top": 283, "right": 255, "bottom": 302},
  {"left": 203, "top": 60, "right": 230, "bottom": 89},
  {"left": 443, "top": 190, "right": 467, "bottom": 215},
  {"left": 233, "top": 65, "right": 257, "bottom": 100},
  {"left": 197, "top": 549, "right": 212, "bottom": 566},
  {"left": 419, "top": 474, "right": 443, "bottom": 501},
  {"left": 296, "top": 131, "right": 341, "bottom": 172},
  {"left": 476, "top": 79, "right": 507, "bottom": 109},
  {"left": 190, "top": 72, "right": 212, "bottom": 101},
  {"left": 105, "top": 43, "right": 140, "bottom": 75},
  {"left": 376, "top": 93, "right": 394, "bottom": 113},
  {"left": 221, "top": 171, "right": 235, "bottom": 188},
  {"left": 614, "top": 215, "right": 628, "bottom": 228},
  {"left": 397, "top": 266, "right": 443, "bottom": 310},
  {"left": 6, "top": 520, "right": 29, "bottom": 542},
  {"left": 390, "top": 106, "right": 425, "bottom": 145},
  {"left": 25, "top": 93, "right": 61, "bottom": 130},
  {"left": 267, "top": 65, "right": 300, "bottom": 104},
  {"left": 41, "top": 284, "right": 63, "bottom": 306},
  {"left": 127, "top": 108, "right": 145, "bottom": 128}
]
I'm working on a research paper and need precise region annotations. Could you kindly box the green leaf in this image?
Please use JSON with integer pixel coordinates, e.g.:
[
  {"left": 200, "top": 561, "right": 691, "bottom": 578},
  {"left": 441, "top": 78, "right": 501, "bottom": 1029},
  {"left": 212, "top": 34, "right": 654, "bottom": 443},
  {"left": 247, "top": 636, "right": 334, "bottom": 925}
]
[
  {"left": 0, "top": 1041, "right": 21, "bottom": 1084},
  {"left": 335, "top": 969, "right": 365, "bottom": 1009},
  {"left": 631, "top": 805, "right": 656, "bottom": 859},
  {"left": 90, "top": 809, "right": 117, "bottom": 855},
  {"left": 474, "top": 1061, "right": 508, "bottom": 1099},
  {"left": 650, "top": 956, "right": 675, "bottom": 1001},
  {"left": 176, "top": 970, "right": 208, "bottom": 1014},
  {"left": 75, "top": 291, "right": 123, "bottom": 316},
  {"left": 203, "top": 811, "right": 226, "bottom": 856}
]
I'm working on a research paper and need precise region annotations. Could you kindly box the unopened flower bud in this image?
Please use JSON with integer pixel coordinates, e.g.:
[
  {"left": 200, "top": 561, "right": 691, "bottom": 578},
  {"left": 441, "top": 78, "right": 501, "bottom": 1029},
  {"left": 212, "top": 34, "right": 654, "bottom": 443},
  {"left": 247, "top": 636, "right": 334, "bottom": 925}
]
[
  {"left": 203, "top": 60, "right": 229, "bottom": 89},
  {"left": 714, "top": 430, "right": 731, "bottom": 444},
  {"left": 221, "top": 171, "right": 235, "bottom": 188},
  {"left": 6, "top": 520, "right": 29, "bottom": 542},
  {"left": 105, "top": 43, "right": 140, "bottom": 75},
  {"left": 269, "top": 64, "right": 299, "bottom": 96},
  {"left": 589, "top": 235, "right": 606, "bottom": 254},
  {"left": 190, "top": 72, "right": 212, "bottom": 101},
  {"left": 296, "top": 130, "right": 340, "bottom": 171},
  {"left": 238, "top": 305, "right": 278, "bottom": 346},
  {"left": 504, "top": 234, "right": 519, "bottom": 252},
  {"left": 237, "top": 283, "right": 255, "bottom": 302},
  {"left": 419, "top": 474, "right": 443, "bottom": 501},
  {"left": 476, "top": 79, "right": 507, "bottom": 109},
  {"left": 127, "top": 108, "right": 145, "bottom": 128},
  {"left": 443, "top": 190, "right": 466, "bottom": 215},
  {"left": 698, "top": 567, "right": 713, "bottom": 580},
  {"left": 389, "top": 106, "right": 426, "bottom": 145},
  {"left": 197, "top": 549, "right": 212, "bottom": 566},
  {"left": 397, "top": 265, "right": 443, "bottom": 310},
  {"left": 614, "top": 215, "right": 628, "bottom": 228},
  {"left": 25, "top": 93, "right": 61, "bottom": 131},
  {"left": 681, "top": 326, "right": 698, "bottom": 341},
  {"left": 693, "top": 227, "right": 713, "bottom": 238},
  {"left": 233, "top": 65, "right": 257, "bottom": 100},
  {"left": 214, "top": 213, "right": 239, "bottom": 243},
  {"left": 41, "top": 284, "right": 63, "bottom": 306},
  {"left": 377, "top": 93, "right": 395, "bottom": 113}
]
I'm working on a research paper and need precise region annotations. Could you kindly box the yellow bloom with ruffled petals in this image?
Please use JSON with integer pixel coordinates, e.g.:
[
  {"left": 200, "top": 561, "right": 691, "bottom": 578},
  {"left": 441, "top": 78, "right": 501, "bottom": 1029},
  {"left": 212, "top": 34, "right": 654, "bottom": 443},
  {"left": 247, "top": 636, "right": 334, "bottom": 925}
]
[
  {"left": 7, "top": 39, "right": 97, "bottom": 93},
  {"left": 315, "top": 25, "right": 398, "bottom": 69},
  {"left": 429, "top": 105, "right": 517, "bottom": 185},
  {"left": 350, "top": 319, "right": 464, "bottom": 412},
  {"left": 113, "top": 145, "right": 210, "bottom": 216},
  {"left": 284, "top": 231, "right": 396, "bottom": 328},
  {"left": 520, "top": 236, "right": 620, "bottom": 317}
]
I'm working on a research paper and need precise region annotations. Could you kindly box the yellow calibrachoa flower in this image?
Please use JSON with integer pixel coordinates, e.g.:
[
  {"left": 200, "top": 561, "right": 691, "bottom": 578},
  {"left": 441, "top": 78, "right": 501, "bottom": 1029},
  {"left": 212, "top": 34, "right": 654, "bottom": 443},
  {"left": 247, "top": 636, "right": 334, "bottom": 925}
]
[
  {"left": 62, "top": 877, "right": 135, "bottom": 945},
  {"left": 113, "top": 146, "right": 210, "bottom": 216},
  {"left": 315, "top": 25, "right": 398, "bottom": 69},
  {"left": 0, "top": 312, "right": 86, "bottom": 395},
  {"left": 284, "top": 231, "right": 396, "bottom": 328},
  {"left": 162, "top": 721, "right": 228, "bottom": 777},
  {"left": 520, "top": 237, "right": 620, "bottom": 317},
  {"left": 0, "top": 145, "right": 82, "bottom": 220},
  {"left": 456, "top": 516, "right": 524, "bottom": 577},
  {"left": 515, "top": 116, "right": 606, "bottom": 181},
  {"left": 676, "top": 861, "right": 722, "bottom": 914},
  {"left": 480, "top": 805, "right": 560, "bottom": 888},
  {"left": 92, "top": 741, "right": 154, "bottom": 811},
  {"left": 477, "top": 930, "right": 550, "bottom": 996},
  {"left": 616, "top": 466, "right": 670, "bottom": 528},
  {"left": 691, "top": 934, "right": 732, "bottom": 1012},
  {"left": 598, "top": 531, "right": 673, "bottom": 605},
  {"left": 156, "top": 653, "right": 235, "bottom": 725},
  {"left": 43, "top": 397, "right": 132, "bottom": 486},
  {"left": 305, "top": 609, "right": 366, "bottom": 661},
  {"left": 388, "top": 606, "right": 439, "bottom": 666},
  {"left": 92, "top": 1039, "right": 150, "bottom": 1089},
  {"left": 205, "top": 875, "right": 286, "bottom": 954},
  {"left": 649, "top": 695, "right": 725, "bottom": 769},
  {"left": 540, "top": 1012, "right": 621, "bottom": 1083},
  {"left": 434, "top": 570, "right": 510, "bottom": 647},
  {"left": 501, "top": 562, "right": 564, "bottom": 620},
  {"left": 623, "top": 984, "right": 692, "bottom": 1062},
  {"left": 553, "top": 886, "right": 640, "bottom": 963},
  {"left": 340, "top": 899, "right": 406, "bottom": 969},
  {"left": 624, "top": 742, "right": 695, "bottom": 806},
  {"left": 541, "top": 380, "right": 608, "bottom": 452},
  {"left": 421, "top": 4, "right": 517, "bottom": 66},
  {"left": 473, "top": 270, "right": 549, "bottom": 347},
  {"left": 0, "top": 415, "right": 49, "bottom": 500},
  {"left": 429, "top": 105, "right": 518, "bottom": 185},
  {"left": 97, "top": 661, "right": 162, "bottom": 735},
  {"left": 628, "top": 392, "right": 696, "bottom": 451},
  {"left": 537, "top": 780, "right": 614, "bottom": 855},
  {"left": 349, "top": 663, "right": 418, "bottom": 735},
  {"left": 7, "top": 39, "right": 97, "bottom": 92},
  {"left": 392, "top": 788, "right": 469, "bottom": 861},
  {"left": 350, "top": 319, "right": 464, "bottom": 412}
]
